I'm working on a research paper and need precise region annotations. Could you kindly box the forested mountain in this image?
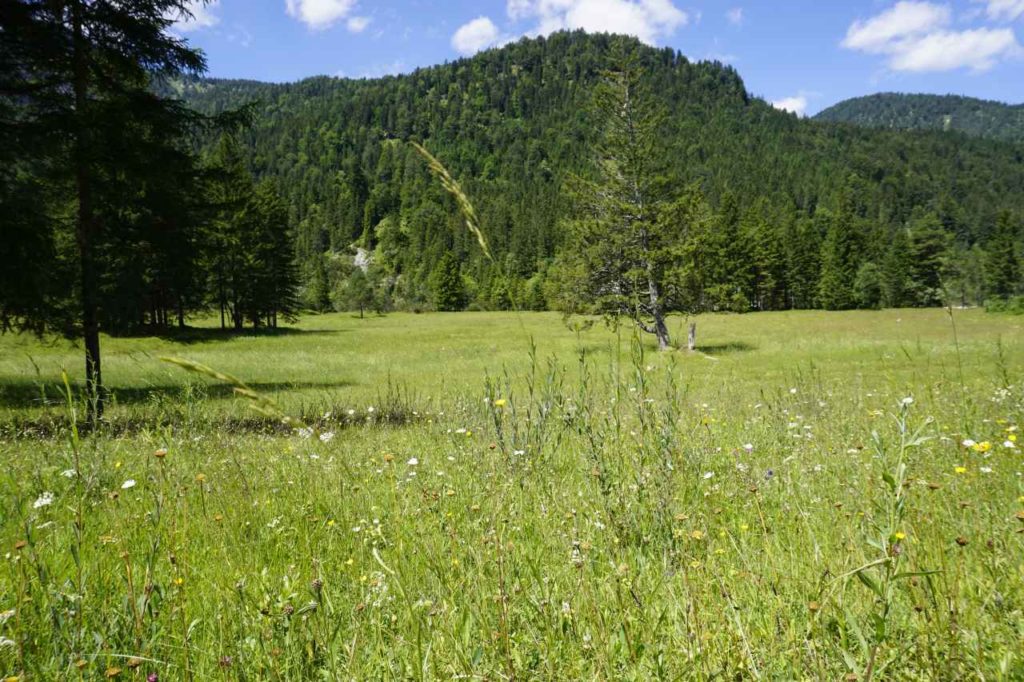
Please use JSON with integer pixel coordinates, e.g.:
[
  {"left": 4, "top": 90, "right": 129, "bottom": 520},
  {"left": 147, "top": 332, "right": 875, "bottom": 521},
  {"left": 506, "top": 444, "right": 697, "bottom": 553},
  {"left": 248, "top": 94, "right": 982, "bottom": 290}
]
[
  {"left": 815, "top": 93, "right": 1024, "bottom": 142},
  {"left": 174, "top": 31, "right": 1023, "bottom": 312}
]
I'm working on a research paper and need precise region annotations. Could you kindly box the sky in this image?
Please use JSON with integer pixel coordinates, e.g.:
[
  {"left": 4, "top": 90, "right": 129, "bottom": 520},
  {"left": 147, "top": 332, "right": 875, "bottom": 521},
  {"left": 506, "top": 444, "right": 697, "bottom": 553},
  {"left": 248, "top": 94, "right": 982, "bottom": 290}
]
[{"left": 172, "top": 0, "right": 1024, "bottom": 116}]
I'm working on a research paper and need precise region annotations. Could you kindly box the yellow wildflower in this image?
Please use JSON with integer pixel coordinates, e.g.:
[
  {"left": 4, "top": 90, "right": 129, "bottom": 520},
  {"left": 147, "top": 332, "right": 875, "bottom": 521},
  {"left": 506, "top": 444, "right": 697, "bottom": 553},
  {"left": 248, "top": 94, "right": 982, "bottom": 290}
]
[
  {"left": 955, "top": 466, "right": 967, "bottom": 474},
  {"left": 971, "top": 441, "right": 992, "bottom": 453},
  {"left": 894, "top": 532, "right": 906, "bottom": 540},
  {"left": 493, "top": 399, "right": 507, "bottom": 408}
]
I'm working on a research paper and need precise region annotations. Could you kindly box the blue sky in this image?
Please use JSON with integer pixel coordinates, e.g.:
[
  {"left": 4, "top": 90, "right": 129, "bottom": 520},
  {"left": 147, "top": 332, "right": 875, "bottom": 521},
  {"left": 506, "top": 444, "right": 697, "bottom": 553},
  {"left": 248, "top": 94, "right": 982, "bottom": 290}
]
[{"left": 173, "top": 0, "right": 1024, "bottom": 115}]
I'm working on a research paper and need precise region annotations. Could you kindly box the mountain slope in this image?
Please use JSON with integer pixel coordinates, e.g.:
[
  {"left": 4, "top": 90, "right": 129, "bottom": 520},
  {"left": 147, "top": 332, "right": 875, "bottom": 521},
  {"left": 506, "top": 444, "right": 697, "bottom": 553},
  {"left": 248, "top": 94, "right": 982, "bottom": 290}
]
[
  {"left": 815, "top": 93, "right": 1024, "bottom": 142},
  {"left": 175, "top": 32, "right": 1024, "bottom": 309}
]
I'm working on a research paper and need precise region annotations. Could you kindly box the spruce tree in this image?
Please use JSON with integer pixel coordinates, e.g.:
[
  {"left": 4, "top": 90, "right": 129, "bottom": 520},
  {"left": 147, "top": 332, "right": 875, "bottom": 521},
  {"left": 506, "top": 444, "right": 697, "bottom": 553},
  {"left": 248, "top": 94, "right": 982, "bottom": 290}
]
[
  {"left": 430, "top": 252, "right": 466, "bottom": 311},
  {"left": 1, "top": 0, "right": 208, "bottom": 420},
  {"left": 985, "top": 211, "right": 1021, "bottom": 299},
  {"left": 562, "top": 43, "right": 683, "bottom": 349}
]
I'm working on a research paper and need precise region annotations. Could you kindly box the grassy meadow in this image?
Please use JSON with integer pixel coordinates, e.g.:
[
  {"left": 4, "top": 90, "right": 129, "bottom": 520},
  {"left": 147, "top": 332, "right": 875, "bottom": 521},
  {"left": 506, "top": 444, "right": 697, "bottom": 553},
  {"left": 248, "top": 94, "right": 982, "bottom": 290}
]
[{"left": 1, "top": 309, "right": 1023, "bottom": 679}]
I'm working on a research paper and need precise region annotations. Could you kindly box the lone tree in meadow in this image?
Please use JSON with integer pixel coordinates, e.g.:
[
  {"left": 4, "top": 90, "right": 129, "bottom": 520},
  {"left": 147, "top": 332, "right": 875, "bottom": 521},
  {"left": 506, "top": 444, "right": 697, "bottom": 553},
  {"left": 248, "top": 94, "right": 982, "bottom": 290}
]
[{"left": 562, "top": 46, "right": 692, "bottom": 351}]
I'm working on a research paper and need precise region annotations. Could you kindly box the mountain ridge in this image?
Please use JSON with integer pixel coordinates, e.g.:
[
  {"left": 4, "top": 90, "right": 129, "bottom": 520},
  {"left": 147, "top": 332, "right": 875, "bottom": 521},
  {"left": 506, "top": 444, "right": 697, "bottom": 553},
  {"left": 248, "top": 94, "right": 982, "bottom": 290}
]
[{"left": 814, "top": 92, "right": 1024, "bottom": 142}]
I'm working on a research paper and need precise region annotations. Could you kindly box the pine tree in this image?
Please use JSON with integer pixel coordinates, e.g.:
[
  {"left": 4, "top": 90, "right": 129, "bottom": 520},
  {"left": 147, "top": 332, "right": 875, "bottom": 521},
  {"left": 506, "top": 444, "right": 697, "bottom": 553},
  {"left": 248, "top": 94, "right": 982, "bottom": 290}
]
[
  {"left": 985, "top": 211, "right": 1021, "bottom": 299},
  {"left": 881, "top": 229, "right": 912, "bottom": 308},
  {"left": 1, "top": 0, "right": 208, "bottom": 421},
  {"left": 817, "top": 201, "right": 861, "bottom": 311},
  {"left": 430, "top": 252, "right": 466, "bottom": 311},
  {"left": 562, "top": 43, "right": 683, "bottom": 349}
]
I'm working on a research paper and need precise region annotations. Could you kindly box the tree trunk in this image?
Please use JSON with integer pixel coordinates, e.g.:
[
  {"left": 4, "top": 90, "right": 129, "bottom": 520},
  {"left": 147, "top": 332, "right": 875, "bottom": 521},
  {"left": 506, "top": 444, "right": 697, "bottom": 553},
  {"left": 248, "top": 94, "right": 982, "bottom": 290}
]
[
  {"left": 72, "top": 1, "right": 103, "bottom": 423},
  {"left": 646, "top": 274, "right": 671, "bottom": 351},
  {"left": 688, "top": 322, "right": 697, "bottom": 351}
]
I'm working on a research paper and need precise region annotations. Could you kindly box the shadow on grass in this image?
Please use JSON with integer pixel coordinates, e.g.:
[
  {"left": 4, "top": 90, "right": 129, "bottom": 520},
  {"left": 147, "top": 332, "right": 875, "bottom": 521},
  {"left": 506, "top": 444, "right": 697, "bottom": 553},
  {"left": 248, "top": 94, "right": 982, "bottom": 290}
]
[
  {"left": 697, "top": 341, "right": 757, "bottom": 356},
  {"left": 0, "top": 379, "right": 355, "bottom": 409},
  {"left": 145, "top": 325, "right": 349, "bottom": 345}
]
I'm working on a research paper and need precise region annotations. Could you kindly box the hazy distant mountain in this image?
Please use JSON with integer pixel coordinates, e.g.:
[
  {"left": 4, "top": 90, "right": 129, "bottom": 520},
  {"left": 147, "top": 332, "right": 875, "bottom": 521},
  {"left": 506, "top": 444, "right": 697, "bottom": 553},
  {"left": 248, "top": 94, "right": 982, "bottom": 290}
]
[{"left": 815, "top": 93, "right": 1024, "bottom": 142}]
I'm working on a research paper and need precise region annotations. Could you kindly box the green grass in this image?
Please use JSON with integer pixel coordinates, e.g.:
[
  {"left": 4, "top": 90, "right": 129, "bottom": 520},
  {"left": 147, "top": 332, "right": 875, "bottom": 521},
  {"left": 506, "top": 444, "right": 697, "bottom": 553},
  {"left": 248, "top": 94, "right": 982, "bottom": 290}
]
[{"left": 1, "top": 309, "right": 1023, "bottom": 679}]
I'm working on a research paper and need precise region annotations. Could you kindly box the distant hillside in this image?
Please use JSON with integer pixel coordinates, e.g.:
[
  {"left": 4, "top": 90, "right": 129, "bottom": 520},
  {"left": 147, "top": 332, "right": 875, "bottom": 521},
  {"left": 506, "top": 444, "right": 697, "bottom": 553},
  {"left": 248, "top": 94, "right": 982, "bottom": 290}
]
[
  {"left": 173, "top": 32, "right": 1024, "bottom": 311},
  {"left": 815, "top": 93, "right": 1024, "bottom": 142}
]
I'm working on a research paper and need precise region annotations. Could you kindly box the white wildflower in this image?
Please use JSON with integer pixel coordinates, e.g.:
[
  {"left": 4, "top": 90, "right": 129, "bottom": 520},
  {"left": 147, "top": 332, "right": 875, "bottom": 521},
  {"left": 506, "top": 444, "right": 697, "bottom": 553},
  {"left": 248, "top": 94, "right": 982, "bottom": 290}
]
[
  {"left": 121, "top": 479, "right": 136, "bottom": 489},
  {"left": 1004, "top": 440, "right": 1017, "bottom": 449},
  {"left": 901, "top": 396, "right": 914, "bottom": 406},
  {"left": 702, "top": 471, "right": 714, "bottom": 480},
  {"left": 33, "top": 492, "right": 54, "bottom": 509},
  {"left": 742, "top": 443, "right": 754, "bottom": 453},
  {"left": 407, "top": 457, "right": 418, "bottom": 466},
  {"left": 61, "top": 469, "right": 76, "bottom": 478},
  {"left": 980, "top": 466, "right": 993, "bottom": 474},
  {"left": 962, "top": 439, "right": 976, "bottom": 447},
  {"left": 319, "top": 431, "right": 335, "bottom": 443}
]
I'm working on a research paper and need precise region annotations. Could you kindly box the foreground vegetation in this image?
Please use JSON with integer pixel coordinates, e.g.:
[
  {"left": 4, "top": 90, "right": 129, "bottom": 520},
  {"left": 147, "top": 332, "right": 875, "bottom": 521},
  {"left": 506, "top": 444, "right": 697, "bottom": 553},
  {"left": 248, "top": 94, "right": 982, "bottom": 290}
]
[{"left": 1, "top": 309, "right": 1023, "bottom": 679}]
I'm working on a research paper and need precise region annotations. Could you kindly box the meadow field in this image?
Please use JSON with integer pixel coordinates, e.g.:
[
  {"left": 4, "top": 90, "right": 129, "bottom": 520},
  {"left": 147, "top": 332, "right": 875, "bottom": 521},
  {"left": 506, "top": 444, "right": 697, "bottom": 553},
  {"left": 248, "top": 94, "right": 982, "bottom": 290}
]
[{"left": 1, "top": 309, "right": 1023, "bottom": 680}]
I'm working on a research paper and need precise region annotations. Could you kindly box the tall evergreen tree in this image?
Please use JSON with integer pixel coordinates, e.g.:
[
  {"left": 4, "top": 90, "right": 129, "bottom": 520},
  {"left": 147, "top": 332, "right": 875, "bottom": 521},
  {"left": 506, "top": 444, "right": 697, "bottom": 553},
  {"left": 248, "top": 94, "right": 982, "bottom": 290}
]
[
  {"left": 562, "top": 44, "right": 683, "bottom": 349},
  {"left": 985, "top": 211, "right": 1021, "bottom": 299},
  {"left": 0, "top": 0, "right": 208, "bottom": 421}
]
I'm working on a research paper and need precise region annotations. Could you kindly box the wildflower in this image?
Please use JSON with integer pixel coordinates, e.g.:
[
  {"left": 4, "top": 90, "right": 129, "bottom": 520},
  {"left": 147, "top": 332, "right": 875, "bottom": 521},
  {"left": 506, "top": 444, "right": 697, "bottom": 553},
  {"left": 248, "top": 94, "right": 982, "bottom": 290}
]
[
  {"left": 742, "top": 443, "right": 754, "bottom": 453},
  {"left": 33, "top": 492, "right": 54, "bottom": 509},
  {"left": 980, "top": 466, "right": 993, "bottom": 474},
  {"left": 971, "top": 441, "right": 992, "bottom": 453},
  {"left": 319, "top": 431, "right": 335, "bottom": 443},
  {"left": 702, "top": 471, "right": 714, "bottom": 480},
  {"left": 894, "top": 532, "right": 906, "bottom": 540},
  {"left": 174, "top": 577, "right": 184, "bottom": 586},
  {"left": 147, "top": 674, "right": 159, "bottom": 682},
  {"left": 689, "top": 530, "right": 704, "bottom": 540},
  {"left": 61, "top": 469, "right": 77, "bottom": 478},
  {"left": 121, "top": 480, "right": 136, "bottom": 490},
  {"left": 789, "top": 388, "right": 797, "bottom": 394},
  {"left": 493, "top": 399, "right": 507, "bottom": 408},
  {"left": 689, "top": 560, "right": 702, "bottom": 569},
  {"left": 901, "top": 396, "right": 914, "bottom": 406},
  {"left": 367, "top": 406, "right": 375, "bottom": 413},
  {"left": 954, "top": 466, "right": 967, "bottom": 474},
  {"left": 195, "top": 473, "right": 206, "bottom": 483},
  {"left": 962, "top": 439, "right": 977, "bottom": 448},
  {"left": 407, "top": 457, "right": 418, "bottom": 466},
  {"left": 1004, "top": 440, "right": 1017, "bottom": 449}
]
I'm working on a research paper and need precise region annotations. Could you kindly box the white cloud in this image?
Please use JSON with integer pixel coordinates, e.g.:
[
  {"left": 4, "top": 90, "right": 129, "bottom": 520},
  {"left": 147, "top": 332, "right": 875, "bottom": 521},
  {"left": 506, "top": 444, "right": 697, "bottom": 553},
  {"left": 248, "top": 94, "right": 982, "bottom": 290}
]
[
  {"left": 889, "top": 28, "right": 1020, "bottom": 71},
  {"left": 771, "top": 95, "right": 808, "bottom": 116},
  {"left": 285, "top": 0, "right": 362, "bottom": 31},
  {"left": 842, "top": 1, "right": 950, "bottom": 53},
  {"left": 346, "top": 16, "right": 371, "bottom": 33},
  {"left": 842, "top": 1, "right": 1022, "bottom": 72},
  {"left": 976, "top": 0, "right": 1024, "bottom": 21},
  {"left": 507, "top": 0, "right": 688, "bottom": 45},
  {"left": 452, "top": 16, "right": 501, "bottom": 55},
  {"left": 726, "top": 7, "right": 743, "bottom": 26},
  {"left": 173, "top": 0, "right": 220, "bottom": 32}
]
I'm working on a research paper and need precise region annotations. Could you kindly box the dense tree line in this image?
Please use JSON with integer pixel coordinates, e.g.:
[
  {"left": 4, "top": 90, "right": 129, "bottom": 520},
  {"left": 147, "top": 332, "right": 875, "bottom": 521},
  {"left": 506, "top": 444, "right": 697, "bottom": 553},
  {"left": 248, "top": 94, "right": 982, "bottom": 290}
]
[
  {"left": 0, "top": 0, "right": 299, "bottom": 418},
  {"left": 815, "top": 93, "right": 1024, "bottom": 143},
  {"left": 175, "top": 32, "right": 1024, "bottom": 315}
]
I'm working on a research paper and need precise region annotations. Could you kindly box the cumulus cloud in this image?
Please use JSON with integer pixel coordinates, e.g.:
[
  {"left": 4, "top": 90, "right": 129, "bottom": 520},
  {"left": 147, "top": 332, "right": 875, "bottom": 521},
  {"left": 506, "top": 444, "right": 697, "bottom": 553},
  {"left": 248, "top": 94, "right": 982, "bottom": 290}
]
[
  {"left": 976, "top": 0, "right": 1024, "bottom": 21},
  {"left": 888, "top": 27, "right": 1020, "bottom": 71},
  {"left": 726, "top": 7, "right": 743, "bottom": 26},
  {"left": 452, "top": 17, "right": 501, "bottom": 55},
  {"left": 842, "top": 1, "right": 950, "bottom": 53},
  {"left": 771, "top": 95, "right": 808, "bottom": 116},
  {"left": 842, "top": 1, "right": 1022, "bottom": 72},
  {"left": 507, "top": 0, "right": 688, "bottom": 45},
  {"left": 173, "top": 0, "right": 220, "bottom": 32},
  {"left": 285, "top": 0, "right": 364, "bottom": 31}
]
